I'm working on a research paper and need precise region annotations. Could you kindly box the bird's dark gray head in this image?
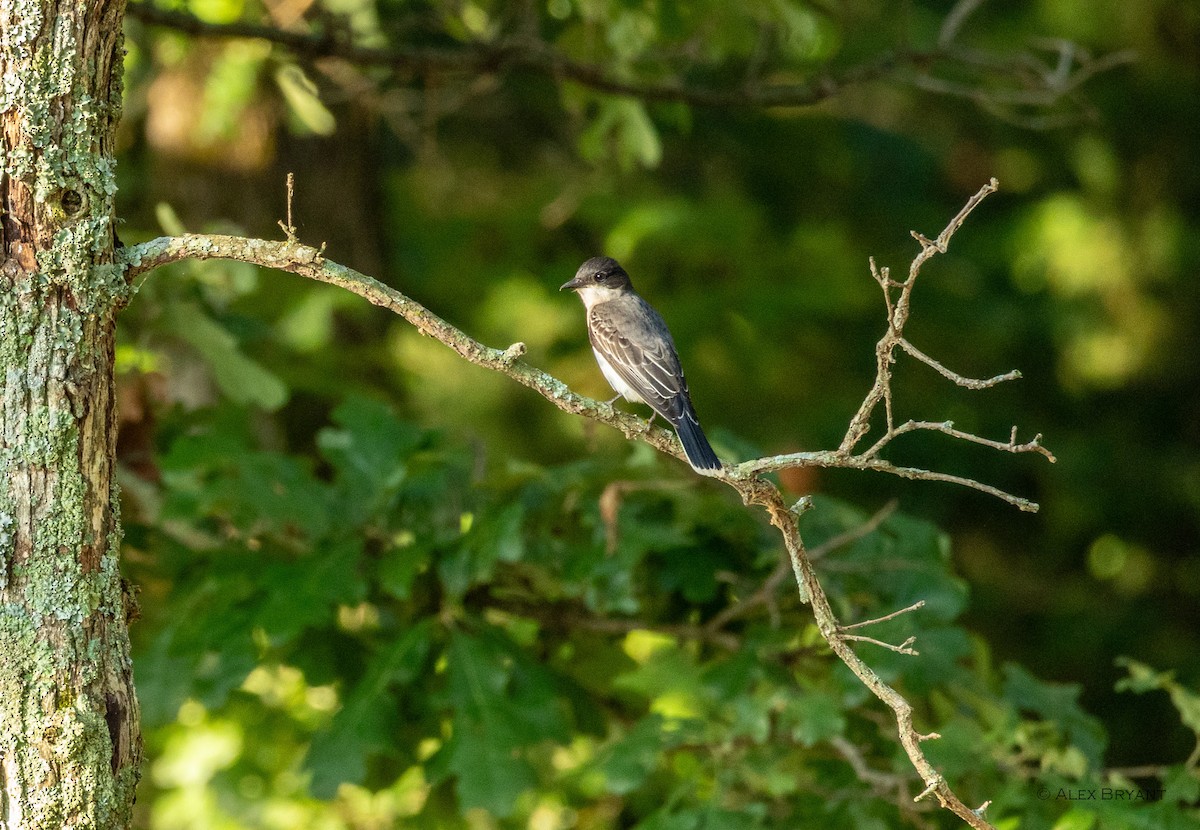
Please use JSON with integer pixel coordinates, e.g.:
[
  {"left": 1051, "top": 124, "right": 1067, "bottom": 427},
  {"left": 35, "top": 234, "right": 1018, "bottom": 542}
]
[{"left": 560, "top": 256, "right": 633, "bottom": 294}]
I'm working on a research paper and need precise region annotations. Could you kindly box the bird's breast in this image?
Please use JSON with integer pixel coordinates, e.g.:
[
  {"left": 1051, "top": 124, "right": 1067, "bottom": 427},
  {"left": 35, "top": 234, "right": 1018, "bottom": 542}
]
[{"left": 593, "top": 348, "right": 645, "bottom": 404}]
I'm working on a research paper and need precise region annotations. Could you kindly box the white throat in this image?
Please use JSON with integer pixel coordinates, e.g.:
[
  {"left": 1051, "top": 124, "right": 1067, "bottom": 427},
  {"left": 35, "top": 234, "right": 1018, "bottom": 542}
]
[{"left": 573, "top": 283, "right": 625, "bottom": 311}]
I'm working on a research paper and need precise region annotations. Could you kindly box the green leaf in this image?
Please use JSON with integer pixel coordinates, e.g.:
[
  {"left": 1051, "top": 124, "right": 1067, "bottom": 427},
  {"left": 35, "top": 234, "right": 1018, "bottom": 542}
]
[
  {"left": 787, "top": 689, "right": 846, "bottom": 747},
  {"left": 1051, "top": 808, "right": 1098, "bottom": 830},
  {"left": 255, "top": 538, "right": 364, "bottom": 639},
  {"left": 1116, "top": 657, "right": 1200, "bottom": 736},
  {"left": 275, "top": 64, "right": 336, "bottom": 136},
  {"left": 1161, "top": 765, "right": 1200, "bottom": 803},
  {"left": 437, "top": 503, "right": 526, "bottom": 596},
  {"left": 1002, "top": 664, "right": 1107, "bottom": 768},
  {"left": 593, "top": 715, "right": 669, "bottom": 795},
  {"left": 166, "top": 301, "right": 289, "bottom": 410},
  {"left": 378, "top": 538, "right": 431, "bottom": 600},
  {"left": 317, "top": 395, "right": 427, "bottom": 523},
  {"left": 306, "top": 621, "right": 433, "bottom": 797},
  {"left": 443, "top": 717, "right": 536, "bottom": 816},
  {"left": 1114, "top": 657, "right": 1173, "bottom": 694},
  {"left": 579, "top": 98, "right": 662, "bottom": 171},
  {"left": 443, "top": 631, "right": 548, "bottom": 815}
]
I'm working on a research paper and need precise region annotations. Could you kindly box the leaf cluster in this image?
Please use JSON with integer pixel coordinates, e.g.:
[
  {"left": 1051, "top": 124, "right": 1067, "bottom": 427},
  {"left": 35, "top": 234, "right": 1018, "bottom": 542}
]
[{"left": 120, "top": 394, "right": 1196, "bottom": 828}]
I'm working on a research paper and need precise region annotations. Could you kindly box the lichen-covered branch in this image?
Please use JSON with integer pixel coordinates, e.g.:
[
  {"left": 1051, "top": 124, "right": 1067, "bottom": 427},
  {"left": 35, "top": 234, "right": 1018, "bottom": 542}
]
[{"left": 119, "top": 182, "right": 1041, "bottom": 828}]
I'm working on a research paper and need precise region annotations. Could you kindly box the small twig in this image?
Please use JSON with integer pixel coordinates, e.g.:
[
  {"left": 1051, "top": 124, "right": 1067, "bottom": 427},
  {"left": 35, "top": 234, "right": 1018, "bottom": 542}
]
[
  {"left": 840, "top": 600, "right": 925, "bottom": 632},
  {"left": 809, "top": 499, "right": 900, "bottom": 561},
  {"left": 938, "top": 0, "right": 986, "bottom": 47},
  {"left": 899, "top": 339, "right": 1022, "bottom": 390},
  {"left": 277, "top": 172, "right": 297, "bottom": 242},
  {"left": 862, "top": 419, "right": 1056, "bottom": 463},
  {"left": 705, "top": 500, "right": 900, "bottom": 634},
  {"left": 839, "top": 633, "right": 919, "bottom": 655},
  {"left": 915, "top": 778, "right": 942, "bottom": 802},
  {"left": 829, "top": 735, "right": 917, "bottom": 802},
  {"left": 863, "top": 459, "right": 1042, "bottom": 512}
]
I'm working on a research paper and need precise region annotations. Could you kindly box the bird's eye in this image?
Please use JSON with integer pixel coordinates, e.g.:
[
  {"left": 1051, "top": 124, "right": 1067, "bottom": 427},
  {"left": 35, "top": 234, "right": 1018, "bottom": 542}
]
[{"left": 594, "top": 272, "right": 607, "bottom": 282}]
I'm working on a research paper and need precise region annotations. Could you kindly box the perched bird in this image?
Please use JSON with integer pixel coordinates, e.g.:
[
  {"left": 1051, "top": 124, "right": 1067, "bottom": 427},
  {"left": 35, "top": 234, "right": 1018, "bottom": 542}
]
[{"left": 561, "top": 256, "right": 722, "bottom": 474}]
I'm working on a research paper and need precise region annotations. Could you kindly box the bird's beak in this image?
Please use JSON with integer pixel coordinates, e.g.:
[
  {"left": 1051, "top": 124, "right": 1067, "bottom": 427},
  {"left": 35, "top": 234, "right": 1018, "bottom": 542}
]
[{"left": 560, "top": 275, "right": 584, "bottom": 292}]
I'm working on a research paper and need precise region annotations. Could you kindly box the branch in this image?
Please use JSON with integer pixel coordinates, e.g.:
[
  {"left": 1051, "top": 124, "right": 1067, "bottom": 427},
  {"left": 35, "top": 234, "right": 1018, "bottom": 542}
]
[
  {"left": 125, "top": 2, "right": 1127, "bottom": 115},
  {"left": 121, "top": 234, "right": 691, "bottom": 463},
  {"left": 119, "top": 201, "right": 1012, "bottom": 825},
  {"left": 729, "top": 178, "right": 1054, "bottom": 513},
  {"left": 124, "top": 3, "right": 920, "bottom": 109},
  {"left": 737, "top": 450, "right": 1043, "bottom": 513}
]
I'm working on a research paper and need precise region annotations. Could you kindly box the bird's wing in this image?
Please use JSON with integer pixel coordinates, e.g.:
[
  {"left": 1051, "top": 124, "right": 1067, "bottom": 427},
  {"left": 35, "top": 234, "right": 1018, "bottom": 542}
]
[{"left": 588, "top": 297, "right": 689, "bottom": 422}]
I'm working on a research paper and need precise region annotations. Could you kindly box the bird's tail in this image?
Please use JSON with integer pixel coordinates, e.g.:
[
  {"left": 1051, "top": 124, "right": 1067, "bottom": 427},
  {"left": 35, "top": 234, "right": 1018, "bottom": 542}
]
[{"left": 674, "top": 413, "right": 722, "bottom": 474}]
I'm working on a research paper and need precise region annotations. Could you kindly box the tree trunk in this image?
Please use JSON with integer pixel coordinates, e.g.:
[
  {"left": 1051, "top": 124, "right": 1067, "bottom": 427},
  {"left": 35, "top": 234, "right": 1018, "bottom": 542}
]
[{"left": 0, "top": 0, "right": 141, "bottom": 826}]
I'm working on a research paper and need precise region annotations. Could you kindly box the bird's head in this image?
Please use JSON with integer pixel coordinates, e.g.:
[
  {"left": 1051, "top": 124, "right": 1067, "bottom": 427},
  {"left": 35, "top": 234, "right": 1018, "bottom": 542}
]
[{"left": 560, "top": 256, "right": 634, "bottom": 304}]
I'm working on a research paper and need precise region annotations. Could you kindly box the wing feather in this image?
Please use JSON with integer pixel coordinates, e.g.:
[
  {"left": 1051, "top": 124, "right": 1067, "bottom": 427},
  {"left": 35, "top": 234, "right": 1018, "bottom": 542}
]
[{"left": 588, "top": 296, "right": 689, "bottom": 422}]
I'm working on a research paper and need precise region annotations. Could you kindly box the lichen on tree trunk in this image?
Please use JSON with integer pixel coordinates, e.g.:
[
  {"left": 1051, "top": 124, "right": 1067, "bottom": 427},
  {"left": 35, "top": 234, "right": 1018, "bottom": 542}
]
[{"left": 0, "top": 0, "right": 141, "bottom": 827}]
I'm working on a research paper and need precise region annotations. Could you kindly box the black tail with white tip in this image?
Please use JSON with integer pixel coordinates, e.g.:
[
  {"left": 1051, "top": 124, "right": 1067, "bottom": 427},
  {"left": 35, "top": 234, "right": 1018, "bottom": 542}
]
[{"left": 674, "top": 412, "right": 721, "bottom": 474}]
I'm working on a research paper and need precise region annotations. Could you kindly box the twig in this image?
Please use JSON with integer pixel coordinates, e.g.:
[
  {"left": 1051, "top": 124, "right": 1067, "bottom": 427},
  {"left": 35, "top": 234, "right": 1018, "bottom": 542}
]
[
  {"left": 277, "top": 172, "right": 297, "bottom": 242},
  {"left": 828, "top": 735, "right": 918, "bottom": 804},
  {"left": 839, "top": 633, "right": 919, "bottom": 656},
  {"left": 840, "top": 600, "right": 926, "bottom": 631},
  {"left": 736, "top": 450, "right": 1042, "bottom": 513},
  {"left": 938, "top": 0, "right": 986, "bottom": 48},
  {"left": 862, "top": 420, "right": 1056, "bottom": 463},
  {"left": 899, "top": 339, "right": 1021, "bottom": 390}
]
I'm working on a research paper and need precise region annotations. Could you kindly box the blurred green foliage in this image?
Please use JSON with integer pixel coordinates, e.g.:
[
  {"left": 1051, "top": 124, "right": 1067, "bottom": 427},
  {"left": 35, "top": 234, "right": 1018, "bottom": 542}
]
[{"left": 114, "top": 0, "right": 1200, "bottom": 826}]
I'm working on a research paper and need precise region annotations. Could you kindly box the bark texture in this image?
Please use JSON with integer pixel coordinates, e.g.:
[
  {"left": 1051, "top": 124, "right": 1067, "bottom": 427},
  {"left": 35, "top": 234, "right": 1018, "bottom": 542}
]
[{"left": 0, "top": 0, "right": 140, "bottom": 826}]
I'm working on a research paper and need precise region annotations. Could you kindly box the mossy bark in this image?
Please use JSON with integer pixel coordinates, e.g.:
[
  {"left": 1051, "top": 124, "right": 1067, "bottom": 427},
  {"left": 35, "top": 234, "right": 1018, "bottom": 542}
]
[{"left": 0, "top": 0, "right": 141, "bottom": 827}]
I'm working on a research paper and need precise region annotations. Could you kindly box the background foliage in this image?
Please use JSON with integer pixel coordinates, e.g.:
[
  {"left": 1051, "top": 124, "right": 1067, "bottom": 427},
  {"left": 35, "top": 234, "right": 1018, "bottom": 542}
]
[{"left": 112, "top": 0, "right": 1200, "bottom": 826}]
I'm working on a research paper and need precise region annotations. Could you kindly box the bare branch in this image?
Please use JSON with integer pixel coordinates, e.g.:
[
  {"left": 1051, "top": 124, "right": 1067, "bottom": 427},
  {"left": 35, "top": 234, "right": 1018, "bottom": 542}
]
[
  {"left": 125, "top": 3, "right": 924, "bottom": 109},
  {"left": 735, "top": 450, "right": 1042, "bottom": 513},
  {"left": 863, "top": 420, "right": 1057, "bottom": 463},
  {"left": 125, "top": 3, "right": 1127, "bottom": 118}
]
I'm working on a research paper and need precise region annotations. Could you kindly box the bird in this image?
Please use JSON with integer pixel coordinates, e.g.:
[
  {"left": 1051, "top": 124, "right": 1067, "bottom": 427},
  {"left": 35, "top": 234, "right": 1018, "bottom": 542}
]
[{"left": 561, "top": 256, "right": 722, "bottom": 475}]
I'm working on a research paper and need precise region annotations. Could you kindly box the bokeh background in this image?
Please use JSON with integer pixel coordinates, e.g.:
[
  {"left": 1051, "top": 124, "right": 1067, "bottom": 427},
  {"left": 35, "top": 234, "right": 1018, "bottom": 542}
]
[{"left": 113, "top": 0, "right": 1200, "bottom": 827}]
